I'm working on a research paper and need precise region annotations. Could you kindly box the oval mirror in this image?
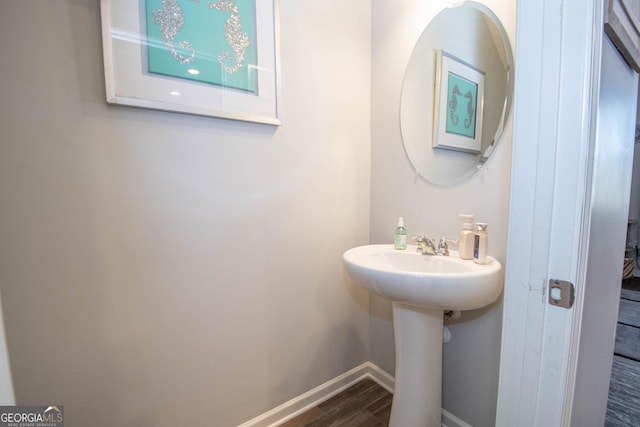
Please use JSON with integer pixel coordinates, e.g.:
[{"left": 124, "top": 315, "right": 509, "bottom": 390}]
[{"left": 400, "top": 2, "right": 513, "bottom": 186}]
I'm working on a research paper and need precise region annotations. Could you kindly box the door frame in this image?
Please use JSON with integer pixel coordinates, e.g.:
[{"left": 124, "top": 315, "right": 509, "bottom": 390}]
[{"left": 496, "top": 0, "right": 608, "bottom": 424}]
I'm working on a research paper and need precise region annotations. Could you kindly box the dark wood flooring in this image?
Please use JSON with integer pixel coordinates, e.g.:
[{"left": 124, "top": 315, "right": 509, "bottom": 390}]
[
  {"left": 606, "top": 278, "right": 640, "bottom": 426},
  {"left": 279, "top": 378, "right": 392, "bottom": 427}
]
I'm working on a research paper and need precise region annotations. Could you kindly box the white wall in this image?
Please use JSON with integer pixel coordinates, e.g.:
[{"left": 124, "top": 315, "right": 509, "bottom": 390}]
[
  {"left": 0, "top": 1, "right": 371, "bottom": 426},
  {"left": 371, "top": 1, "right": 515, "bottom": 426},
  {"left": 0, "top": 292, "right": 14, "bottom": 405}
]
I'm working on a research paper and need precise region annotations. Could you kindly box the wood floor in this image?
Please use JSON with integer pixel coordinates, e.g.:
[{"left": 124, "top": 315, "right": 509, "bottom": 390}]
[
  {"left": 278, "top": 378, "right": 392, "bottom": 427},
  {"left": 606, "top": 279, "right": 640, "bottom": 426}
]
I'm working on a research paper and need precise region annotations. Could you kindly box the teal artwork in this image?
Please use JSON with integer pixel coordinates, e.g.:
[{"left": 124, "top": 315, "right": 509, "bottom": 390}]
[
  {"left": 445, "top": 72, "right": 478, "bottom": 138},
  {"left": 145, "top": 0, "right": 257, "bottom": 93}
]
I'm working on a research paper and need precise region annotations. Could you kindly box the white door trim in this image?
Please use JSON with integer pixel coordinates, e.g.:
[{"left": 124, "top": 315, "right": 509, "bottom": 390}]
[{"left": 496, "top": 0, "right": 602, "bottom": 425}]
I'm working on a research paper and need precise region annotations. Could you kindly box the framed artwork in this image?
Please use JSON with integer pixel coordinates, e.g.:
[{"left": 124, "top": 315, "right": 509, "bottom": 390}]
[
  {"left": 100, "top": 0, "right": 281, "bottom": 125},
  {"left": 433, "top": 50, "right": 484, "bottom": 153}
]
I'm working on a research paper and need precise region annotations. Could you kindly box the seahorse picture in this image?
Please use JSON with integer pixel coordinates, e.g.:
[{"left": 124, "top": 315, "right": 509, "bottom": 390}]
[
  {"left": 445, "top": 72, "right": 477, "bottom": 139},
  {"left": 144, "top": 0, "right": 257, "bottom": 92}
]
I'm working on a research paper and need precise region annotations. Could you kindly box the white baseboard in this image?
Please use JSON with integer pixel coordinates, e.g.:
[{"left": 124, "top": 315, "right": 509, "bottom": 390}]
[
  {"left": 442, "top": 409, "right": 473, "bottom": 427},
  {"left": 238, "top": 362, "right": 394, "bottom": 427},
  {"left": 238, "top": 362, "right": 471, "bottom": 427}
]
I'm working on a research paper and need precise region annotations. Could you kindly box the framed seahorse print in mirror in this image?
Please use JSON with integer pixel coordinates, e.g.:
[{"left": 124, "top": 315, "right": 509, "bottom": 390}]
[
  {"left": 432, "top": 49, "right": 484, "bottom": 153},
  {"left": 100, "top": 0, "right": 281, "bottom": 125}
]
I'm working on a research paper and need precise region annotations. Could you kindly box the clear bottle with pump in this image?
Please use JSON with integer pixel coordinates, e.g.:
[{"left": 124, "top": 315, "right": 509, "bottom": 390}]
[
  {"left": 458, "top": 214, "right": 475, "bottom": 260},
  {"left": 394, "top": 217, "right": 407, "bottom": 250},
  {"left": 473, "top": 223, "right": 488, "bottom": 264}
]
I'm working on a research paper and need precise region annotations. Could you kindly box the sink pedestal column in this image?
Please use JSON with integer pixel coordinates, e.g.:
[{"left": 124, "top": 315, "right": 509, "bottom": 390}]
[{"left": 389, "top": 302, "right": 443, "bottom": 427}]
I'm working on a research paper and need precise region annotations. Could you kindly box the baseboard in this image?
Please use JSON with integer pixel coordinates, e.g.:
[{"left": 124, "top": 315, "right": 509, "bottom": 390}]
[
  {"left": 238, "top": 362, "right": 472, "bottom": 427},
  {"left": 442, "top": 409, "right": 473, "bottom": 427},
  {"left": 238, "top": 362, "right": 394, "bottom": 427}
]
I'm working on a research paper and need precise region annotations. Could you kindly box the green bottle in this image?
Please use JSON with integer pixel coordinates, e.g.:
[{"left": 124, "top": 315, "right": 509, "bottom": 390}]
[{"left": 394, "top": 217, "right": 407, "bottom": 250}]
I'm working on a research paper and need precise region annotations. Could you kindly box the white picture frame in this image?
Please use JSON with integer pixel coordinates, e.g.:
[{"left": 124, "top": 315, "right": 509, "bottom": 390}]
[{"left": 100, "top": 0, "right": 281, "bottom": 125}]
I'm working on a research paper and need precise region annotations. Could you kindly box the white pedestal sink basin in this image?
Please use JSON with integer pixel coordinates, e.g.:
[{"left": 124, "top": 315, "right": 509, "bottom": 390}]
[{"left": 343, "top": 244, "right": 503, "bottom": 427}]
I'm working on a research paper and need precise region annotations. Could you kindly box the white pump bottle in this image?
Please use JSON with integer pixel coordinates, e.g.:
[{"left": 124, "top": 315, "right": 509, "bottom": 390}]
[{"left": 458, "top": 214, "right": 474, "bottom": 260}]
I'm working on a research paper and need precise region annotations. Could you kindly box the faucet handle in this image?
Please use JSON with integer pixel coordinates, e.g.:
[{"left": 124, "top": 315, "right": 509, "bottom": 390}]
[
  {"left": 437, "top": 237, "right": 449, "bottom": 255},
  {"left": 437, "top": 237, "right": 460, "bottom": 256},
  {"left": 439, "top": 237, "right": 459, "bottom": 248}
]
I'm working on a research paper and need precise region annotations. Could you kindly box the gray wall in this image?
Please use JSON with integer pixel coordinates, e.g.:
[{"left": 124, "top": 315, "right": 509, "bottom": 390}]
[
  {"left": 0, "top": 1, "right": 371, "bottom": 426},
  {"left": 571, "top": 35, "right": 638, "bottom": 425},
  {"left": 628, "top": 84, "right": 640, "bottom": 255},
  {"left": 371, "top": 0, "right": 515, "bottom": 425}
]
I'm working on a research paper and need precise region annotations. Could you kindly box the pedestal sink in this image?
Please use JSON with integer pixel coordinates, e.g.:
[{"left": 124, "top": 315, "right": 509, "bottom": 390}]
[{"left": 343, "top": 244, "right": 503, "bottom": 427}]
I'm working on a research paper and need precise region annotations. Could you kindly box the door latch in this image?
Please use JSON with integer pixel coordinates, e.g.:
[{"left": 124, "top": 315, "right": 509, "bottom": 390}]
[{"left": 548, "top": 279, "right": 575, "bottom": 309}]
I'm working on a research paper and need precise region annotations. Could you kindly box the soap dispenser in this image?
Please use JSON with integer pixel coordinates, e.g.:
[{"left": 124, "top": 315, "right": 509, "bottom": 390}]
[
  {"left": 458, "top": 214, "right": 474, "bottom": 260},
  {"left": 394, "top": 217, "right": 407, "bottom": 250}
]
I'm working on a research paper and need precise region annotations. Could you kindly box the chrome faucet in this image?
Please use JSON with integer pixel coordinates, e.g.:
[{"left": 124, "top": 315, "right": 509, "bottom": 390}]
[
  {"left": 414, "top": 235, "right": 437, "bottom": 255},
  {"left": 413, "top": 236, "right": 453, "bottom": 256}
]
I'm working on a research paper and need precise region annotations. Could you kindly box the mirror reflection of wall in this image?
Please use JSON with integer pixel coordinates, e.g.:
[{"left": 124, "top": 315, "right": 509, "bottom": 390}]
[{"left": 400, "top": 1, "right": 513, "bottom": 186}]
